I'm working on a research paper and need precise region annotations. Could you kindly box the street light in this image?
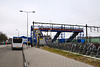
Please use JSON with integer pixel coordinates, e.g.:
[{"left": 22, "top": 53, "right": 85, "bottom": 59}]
[
  {"left": 20, "top": 10, "right": 35, "bottom": 49},
  {"left": 16, "top": 29, "right": 19, "bottom": 37}
]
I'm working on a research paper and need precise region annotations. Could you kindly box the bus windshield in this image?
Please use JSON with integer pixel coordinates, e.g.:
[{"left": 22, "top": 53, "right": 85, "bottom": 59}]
[{"left": 13, "top": 38, "right": 22, "bottom": 43}]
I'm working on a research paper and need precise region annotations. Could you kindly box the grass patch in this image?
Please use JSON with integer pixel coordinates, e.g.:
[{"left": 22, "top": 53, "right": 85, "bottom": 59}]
[{"left": 41, "top": 46, "right": 100, "bottom": 67}]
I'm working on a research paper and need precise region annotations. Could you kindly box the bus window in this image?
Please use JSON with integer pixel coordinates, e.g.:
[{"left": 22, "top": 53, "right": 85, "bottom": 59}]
[{"left": 13, "top": 38, "right": 22, "bottom": 43}]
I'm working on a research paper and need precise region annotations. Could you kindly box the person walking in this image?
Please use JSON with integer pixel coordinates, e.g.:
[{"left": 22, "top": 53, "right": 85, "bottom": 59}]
[{"left": 4, "top": 41, "right": 6, "bottom": 45}]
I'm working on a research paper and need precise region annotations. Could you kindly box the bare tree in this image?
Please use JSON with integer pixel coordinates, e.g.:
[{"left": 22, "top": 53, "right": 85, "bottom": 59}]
[{"left": 0, "top": 32, "right": 8, "bottom": 42}]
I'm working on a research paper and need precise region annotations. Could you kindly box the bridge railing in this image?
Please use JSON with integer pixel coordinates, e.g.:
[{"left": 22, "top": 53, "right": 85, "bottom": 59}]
[{"left": 34, "top": 25, "right": 83, "bottom": 30}]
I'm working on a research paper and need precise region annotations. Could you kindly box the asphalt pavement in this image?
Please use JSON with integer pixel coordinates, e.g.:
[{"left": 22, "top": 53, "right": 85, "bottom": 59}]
[
  {"left": 0, "top": 44, "right": 23, "bottom": 67},
  {"left": 0, "top": 44, "right": 94, "bottom": 67}
]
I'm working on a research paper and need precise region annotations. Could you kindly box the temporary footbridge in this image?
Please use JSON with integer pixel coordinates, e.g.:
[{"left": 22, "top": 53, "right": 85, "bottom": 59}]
[{"left": 31, "top": 22, "right": 84, "bottom": 45}]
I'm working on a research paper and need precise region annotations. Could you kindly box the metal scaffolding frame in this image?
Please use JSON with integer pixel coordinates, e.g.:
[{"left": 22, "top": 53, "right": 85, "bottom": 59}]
[{"left": 32, "top": 21, "right": 100, "bottom": 45}]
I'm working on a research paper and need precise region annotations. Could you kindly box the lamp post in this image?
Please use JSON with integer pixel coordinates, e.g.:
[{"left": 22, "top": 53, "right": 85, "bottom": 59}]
[
  {"left": 16, "top": 29, "right": 19, "bottom": 37},
  {"left": 20, "top": 10, "right": 35, "bottom": 48}
]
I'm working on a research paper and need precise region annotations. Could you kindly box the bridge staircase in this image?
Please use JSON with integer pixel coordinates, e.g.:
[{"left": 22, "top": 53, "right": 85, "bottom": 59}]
[
  {"left": 52, "top": 32, "right": 61, "bottom": 42},
  {"left": 66, "top": 32, "right": 79, "bottom": 42}
]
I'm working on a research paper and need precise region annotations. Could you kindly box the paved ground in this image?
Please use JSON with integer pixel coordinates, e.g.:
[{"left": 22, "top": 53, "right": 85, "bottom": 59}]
[
  {"left": 24, "top": 47, "right": 94, "bottom": 67},
  {"left": 0, "top": 44, "right": 23, "bottom": 67},
  {"left": 0, "top": 45, "right": 7, "bottom": 47}
]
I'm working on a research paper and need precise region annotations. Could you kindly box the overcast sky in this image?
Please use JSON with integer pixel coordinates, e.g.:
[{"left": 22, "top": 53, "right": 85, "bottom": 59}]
[{"left": 0, "top": 0, "right": 100, "bottom": 38}]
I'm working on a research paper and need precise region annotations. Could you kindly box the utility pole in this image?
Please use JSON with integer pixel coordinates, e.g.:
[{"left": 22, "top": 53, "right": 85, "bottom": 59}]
[
  {"left": 16, "top": 29, "right": 19, "bottom": 37},
  {"left": 20, "top": 10, "right": 35, "bottom": 49},
  {"left": 33, "top": 21, "right": 34, "bottom": 46},
  {"left": 86, "top": 24, "right": 88, "bottom": 43}
]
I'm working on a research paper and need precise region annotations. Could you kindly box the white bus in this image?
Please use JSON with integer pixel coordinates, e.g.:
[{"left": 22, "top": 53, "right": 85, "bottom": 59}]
[{"left": 11, "top": 38, "right": 23, "bottom": 50}]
